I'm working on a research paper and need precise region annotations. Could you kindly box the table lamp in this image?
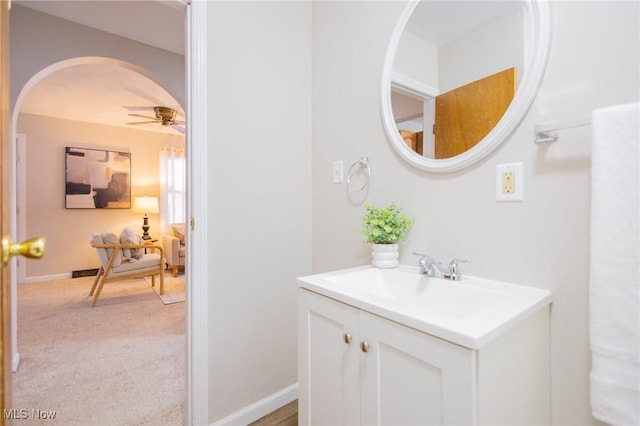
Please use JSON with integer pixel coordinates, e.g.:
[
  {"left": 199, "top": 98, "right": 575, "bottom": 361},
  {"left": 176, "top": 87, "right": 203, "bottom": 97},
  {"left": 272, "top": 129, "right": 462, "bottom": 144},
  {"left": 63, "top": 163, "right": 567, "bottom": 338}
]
[{"left": 133, "top": 196, "right": 159, "bottom": 240}]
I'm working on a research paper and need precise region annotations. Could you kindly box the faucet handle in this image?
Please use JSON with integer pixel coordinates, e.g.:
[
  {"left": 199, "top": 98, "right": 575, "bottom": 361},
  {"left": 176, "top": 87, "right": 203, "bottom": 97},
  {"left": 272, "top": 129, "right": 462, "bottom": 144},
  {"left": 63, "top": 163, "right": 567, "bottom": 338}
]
[
  {"left": 447, "top": 259, "right": 471, "bottom": 280},
  {"left": 449, "top": 258, "right": 471, "bottom": 269}
]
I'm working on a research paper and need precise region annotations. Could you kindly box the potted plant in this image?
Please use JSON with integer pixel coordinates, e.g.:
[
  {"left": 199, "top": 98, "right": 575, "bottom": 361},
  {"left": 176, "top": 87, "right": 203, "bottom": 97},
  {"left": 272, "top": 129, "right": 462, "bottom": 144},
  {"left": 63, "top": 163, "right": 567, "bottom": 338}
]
[{"left": 361, "top": 203, "right": 413, "bottom": 268}]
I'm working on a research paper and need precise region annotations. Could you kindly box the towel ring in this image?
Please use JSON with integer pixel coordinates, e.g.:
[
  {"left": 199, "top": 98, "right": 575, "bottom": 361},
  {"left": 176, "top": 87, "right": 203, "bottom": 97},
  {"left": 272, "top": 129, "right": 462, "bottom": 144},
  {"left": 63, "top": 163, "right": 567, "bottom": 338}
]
[{"left": 347, "top": 156, "right": 370, "bottom": 192}]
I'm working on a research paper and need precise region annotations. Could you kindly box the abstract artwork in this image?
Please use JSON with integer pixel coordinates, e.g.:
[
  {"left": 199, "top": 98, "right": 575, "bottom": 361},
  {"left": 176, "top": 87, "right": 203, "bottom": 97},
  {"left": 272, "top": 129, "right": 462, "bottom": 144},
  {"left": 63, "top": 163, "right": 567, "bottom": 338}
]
[{"left": 65, "top": 147, "right": 131, "bottom": 209}]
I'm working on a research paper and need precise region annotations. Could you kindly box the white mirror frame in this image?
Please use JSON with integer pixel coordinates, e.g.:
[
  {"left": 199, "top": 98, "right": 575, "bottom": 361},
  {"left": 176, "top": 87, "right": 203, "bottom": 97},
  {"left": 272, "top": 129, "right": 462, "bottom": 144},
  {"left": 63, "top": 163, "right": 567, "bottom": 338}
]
[{"left": 381, "top": 0, "right": 551, "bottom": 173}]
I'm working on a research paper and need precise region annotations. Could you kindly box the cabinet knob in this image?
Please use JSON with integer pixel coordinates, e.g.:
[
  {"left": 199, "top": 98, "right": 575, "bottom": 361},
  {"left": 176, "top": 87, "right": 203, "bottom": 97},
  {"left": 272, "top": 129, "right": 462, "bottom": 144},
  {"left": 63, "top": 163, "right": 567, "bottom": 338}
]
[
  {"left": 360, "top": 341, "right": 369, "bottom": 353},
  {"left": 343, "top": 333, "right": 352, "bottom": 344}
]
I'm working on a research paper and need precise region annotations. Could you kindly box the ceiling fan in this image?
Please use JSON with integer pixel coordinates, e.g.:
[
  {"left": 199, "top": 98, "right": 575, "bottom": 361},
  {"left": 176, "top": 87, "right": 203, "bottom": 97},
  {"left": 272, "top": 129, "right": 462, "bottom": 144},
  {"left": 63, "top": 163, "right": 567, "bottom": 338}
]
[{"left": 127, "top": 106, "right": 185, "bottom": 134}]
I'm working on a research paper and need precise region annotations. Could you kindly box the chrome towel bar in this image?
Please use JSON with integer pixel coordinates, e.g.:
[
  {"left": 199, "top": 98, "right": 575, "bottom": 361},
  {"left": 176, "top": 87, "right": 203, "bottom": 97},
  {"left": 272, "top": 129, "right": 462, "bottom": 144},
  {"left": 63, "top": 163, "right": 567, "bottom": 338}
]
[{"left": 534, "top": 118, "right": 591, "bottom": 143}]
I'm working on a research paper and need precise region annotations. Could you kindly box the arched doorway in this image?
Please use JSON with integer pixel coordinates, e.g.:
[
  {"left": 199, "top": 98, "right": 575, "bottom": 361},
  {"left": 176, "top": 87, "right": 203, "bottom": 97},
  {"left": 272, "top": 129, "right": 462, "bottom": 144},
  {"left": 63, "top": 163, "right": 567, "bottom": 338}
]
[{"left": 10, "top": 57, "right": 187, "bottom": 423}]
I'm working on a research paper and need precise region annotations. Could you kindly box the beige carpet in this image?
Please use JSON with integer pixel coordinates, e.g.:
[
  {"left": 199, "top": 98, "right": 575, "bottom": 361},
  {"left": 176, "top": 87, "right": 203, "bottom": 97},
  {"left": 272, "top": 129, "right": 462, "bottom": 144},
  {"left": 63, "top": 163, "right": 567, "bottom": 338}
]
[
  {"left": 144, "top": 273, "right": 185, "bottom": 305},
  {"left": 13, "top": 276, "right": 185, "bottom": 425}
]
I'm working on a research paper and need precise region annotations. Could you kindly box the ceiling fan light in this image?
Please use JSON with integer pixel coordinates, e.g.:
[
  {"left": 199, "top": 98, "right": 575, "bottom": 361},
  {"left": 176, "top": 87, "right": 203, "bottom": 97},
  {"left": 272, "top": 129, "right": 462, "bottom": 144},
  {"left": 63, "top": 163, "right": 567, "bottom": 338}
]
[{"left": 154, "top": 106, "right": 177, "bottom": 121}]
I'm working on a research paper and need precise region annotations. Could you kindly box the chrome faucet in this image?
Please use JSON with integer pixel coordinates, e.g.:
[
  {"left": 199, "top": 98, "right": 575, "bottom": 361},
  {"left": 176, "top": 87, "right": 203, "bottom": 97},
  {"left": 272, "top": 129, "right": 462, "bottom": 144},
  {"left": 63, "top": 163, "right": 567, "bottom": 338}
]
[
  {"left": 415, "top": 253, "right": 445, "bottom": 277},
  {"left": 413, "top": 252, "right": 471, "bottom": 281}
]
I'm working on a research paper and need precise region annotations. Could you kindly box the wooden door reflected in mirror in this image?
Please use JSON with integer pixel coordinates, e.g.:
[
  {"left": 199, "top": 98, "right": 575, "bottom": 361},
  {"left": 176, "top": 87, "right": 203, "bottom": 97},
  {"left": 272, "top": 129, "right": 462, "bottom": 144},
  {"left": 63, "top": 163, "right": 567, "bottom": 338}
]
[{"left": 434, "top": 67, "right": 515, "bottom": 159}]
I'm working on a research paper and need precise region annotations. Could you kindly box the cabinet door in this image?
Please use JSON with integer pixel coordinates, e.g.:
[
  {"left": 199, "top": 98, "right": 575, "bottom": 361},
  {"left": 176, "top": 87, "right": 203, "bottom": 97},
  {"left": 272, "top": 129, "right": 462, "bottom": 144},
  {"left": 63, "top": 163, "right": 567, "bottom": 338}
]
[
  {"left": 359, "top": 312, "right": 476, "bottom": 426},
  {"left": 299, "top": 290, "right": 360, "bottom": 425}
]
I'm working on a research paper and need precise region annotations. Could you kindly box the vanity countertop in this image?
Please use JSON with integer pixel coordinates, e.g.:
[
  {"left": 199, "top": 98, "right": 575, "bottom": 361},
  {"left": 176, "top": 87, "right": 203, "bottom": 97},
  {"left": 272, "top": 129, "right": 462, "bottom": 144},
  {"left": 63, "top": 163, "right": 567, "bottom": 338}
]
[{"left": 298, "top": 265, "right": 552, "bottom": 350}]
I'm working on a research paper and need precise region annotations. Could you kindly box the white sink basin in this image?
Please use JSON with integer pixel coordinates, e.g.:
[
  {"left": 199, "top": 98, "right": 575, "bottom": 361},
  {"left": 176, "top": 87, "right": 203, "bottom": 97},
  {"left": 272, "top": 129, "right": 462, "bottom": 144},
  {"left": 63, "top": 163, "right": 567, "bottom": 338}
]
[
  {"left": 322, "top": 266, "right": 506, "bottom": 319},
  {"left": 298, "top": 265, "right": 552, "bottom": 349}
]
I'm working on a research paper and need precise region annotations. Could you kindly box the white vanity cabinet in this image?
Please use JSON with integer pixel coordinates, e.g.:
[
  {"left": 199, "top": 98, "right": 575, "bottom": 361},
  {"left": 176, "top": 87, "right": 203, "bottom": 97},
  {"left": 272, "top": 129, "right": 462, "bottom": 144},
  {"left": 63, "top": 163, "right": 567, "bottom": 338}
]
[{"left": 298, "top": 288, "right": 550, "bottom": 425}]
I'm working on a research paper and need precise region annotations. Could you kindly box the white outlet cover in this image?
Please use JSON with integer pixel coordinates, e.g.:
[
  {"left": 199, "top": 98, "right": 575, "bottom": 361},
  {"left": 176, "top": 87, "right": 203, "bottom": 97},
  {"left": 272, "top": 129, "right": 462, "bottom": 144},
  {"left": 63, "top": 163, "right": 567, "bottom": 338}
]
[{"left": 496, "top": 162, "right": 523, "bottom": 202}]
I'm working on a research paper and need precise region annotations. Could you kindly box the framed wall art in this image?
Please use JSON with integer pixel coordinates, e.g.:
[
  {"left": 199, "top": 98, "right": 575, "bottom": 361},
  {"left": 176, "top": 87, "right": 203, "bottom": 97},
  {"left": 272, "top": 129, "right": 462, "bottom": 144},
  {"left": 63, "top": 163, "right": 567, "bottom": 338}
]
[{"left": 65, "top": 147, "right": 131, "bottom": 209}]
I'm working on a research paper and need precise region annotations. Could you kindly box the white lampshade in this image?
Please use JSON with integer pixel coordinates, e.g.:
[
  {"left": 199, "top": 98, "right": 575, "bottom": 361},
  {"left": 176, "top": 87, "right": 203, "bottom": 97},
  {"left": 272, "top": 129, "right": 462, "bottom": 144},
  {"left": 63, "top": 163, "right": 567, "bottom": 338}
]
[{"left": 133, "top": 196, "right": 159, "bottom": 215}]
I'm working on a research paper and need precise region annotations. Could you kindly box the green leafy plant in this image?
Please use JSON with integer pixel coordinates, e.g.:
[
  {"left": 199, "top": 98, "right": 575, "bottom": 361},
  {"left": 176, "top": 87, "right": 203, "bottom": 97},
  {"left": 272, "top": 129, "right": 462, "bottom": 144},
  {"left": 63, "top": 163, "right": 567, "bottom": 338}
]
[{"left": 361, "top": 203, "right": 413, "bottom": 244}]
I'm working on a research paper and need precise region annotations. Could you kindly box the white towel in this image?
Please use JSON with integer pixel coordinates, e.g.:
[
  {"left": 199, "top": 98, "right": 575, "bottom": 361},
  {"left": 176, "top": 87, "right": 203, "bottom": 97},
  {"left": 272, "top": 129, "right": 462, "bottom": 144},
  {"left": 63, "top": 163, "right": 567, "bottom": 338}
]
[{"left": 590, "top": 102, "right": 640, "bottom": 425}]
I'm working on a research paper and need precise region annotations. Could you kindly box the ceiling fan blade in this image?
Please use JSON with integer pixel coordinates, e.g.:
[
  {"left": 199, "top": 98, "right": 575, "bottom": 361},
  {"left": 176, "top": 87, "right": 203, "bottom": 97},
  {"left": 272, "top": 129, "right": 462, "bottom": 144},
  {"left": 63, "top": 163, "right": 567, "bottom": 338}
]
[
  {"left": 126, "top": 121, "right": 159, "bottom": 125},
  {"left": 128, "top": 113, "right": 157, "bottom": 120},
  {"left": 122, "top": 106, "right": 157, "bottom": 112},
  {"left": 171, "top": 124, "right": 186, "bottom": 134}
]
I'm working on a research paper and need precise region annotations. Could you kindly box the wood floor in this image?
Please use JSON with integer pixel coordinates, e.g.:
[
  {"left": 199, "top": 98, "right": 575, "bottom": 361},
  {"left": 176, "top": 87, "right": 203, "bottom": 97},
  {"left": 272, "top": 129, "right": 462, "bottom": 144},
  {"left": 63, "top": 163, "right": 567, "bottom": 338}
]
[{"left": 249, "top": 400, "right": 298, "bottom": 426}]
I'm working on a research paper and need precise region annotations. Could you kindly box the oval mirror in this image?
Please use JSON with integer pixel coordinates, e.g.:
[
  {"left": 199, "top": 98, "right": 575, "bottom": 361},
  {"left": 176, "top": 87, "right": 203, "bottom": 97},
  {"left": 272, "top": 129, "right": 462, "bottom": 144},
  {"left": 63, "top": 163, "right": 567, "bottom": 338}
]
[{"left": 381, "top": 0, "right": 551, "bottom": 173}]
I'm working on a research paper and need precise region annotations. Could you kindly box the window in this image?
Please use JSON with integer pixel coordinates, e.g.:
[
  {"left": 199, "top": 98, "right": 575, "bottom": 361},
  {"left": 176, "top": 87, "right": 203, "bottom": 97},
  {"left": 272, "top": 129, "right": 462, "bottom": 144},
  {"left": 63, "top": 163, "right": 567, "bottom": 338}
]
[{"left": 159, "top": 146, "right": 186, "bottom": 230}]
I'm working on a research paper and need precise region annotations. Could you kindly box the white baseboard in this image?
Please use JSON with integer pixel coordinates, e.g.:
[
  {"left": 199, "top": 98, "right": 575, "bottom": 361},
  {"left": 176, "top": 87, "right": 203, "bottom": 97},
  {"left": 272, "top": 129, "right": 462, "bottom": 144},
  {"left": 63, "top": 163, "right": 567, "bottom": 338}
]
[
  {"left": 21, "top": 273, "right": 72, "bottom": 284},
  {"left": 211, "top": 383, "right": 298, "bottom": 426}
]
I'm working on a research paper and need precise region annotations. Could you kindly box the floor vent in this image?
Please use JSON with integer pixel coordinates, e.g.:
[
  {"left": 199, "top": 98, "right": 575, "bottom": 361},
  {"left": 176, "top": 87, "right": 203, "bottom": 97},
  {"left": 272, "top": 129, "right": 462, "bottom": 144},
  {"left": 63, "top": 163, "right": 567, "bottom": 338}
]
[{"left": 72, "top": 268, "right": 99, "bottom": 278}]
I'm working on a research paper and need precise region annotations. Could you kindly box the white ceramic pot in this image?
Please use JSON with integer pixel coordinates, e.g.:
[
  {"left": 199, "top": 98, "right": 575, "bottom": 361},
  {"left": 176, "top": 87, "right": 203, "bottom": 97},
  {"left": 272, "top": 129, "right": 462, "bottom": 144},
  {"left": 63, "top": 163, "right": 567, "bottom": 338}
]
[{"left": 371, "top": 243, "right": 399, "bottom": 268}]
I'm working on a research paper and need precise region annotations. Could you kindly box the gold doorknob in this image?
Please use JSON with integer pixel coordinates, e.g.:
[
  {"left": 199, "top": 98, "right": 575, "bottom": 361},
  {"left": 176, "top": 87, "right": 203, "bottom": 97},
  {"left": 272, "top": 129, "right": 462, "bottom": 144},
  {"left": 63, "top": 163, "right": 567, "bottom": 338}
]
[
  {"left": 343, "top": 333, "right": 352, "bottom": 344},
  {"left": 2, "top": 235, "right": 46, "bottom": 267},
  {"left": 360, "top": 341, "right": 369, "bottom": 353}
]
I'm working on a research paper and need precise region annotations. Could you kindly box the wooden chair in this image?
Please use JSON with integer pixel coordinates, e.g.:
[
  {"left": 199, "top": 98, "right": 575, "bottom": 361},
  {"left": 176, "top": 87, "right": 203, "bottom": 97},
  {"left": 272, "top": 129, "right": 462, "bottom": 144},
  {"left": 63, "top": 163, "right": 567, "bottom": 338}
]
[{"left": 89, "top": 232, "right": 165, "bottom": 307}]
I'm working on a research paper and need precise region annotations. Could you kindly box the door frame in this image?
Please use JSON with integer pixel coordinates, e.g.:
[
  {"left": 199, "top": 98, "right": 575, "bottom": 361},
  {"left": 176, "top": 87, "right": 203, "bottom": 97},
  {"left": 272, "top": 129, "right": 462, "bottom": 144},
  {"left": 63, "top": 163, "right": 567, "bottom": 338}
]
[
  {"left": 185, "top": 1, "right": 209, "bottom": 424},
  {"left": 6, "top": 1, "right": 210, "bottom": 424},
  {"left": 10, "top": 133, "right": 25, "bottom": 373},
  {"left": 1, "top": 0, "right": 13, "bottom": 416}
]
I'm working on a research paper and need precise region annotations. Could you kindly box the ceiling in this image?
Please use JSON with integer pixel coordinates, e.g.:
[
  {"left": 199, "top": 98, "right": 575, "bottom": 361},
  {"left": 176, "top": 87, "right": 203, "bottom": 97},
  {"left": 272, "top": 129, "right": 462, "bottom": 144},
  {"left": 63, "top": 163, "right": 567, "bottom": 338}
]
[
  {"left": 13, "top": 0, "right": 186, "bottom": 135},
  {"left": 407, "top": 0, "right": 525, "bottom": 46}
]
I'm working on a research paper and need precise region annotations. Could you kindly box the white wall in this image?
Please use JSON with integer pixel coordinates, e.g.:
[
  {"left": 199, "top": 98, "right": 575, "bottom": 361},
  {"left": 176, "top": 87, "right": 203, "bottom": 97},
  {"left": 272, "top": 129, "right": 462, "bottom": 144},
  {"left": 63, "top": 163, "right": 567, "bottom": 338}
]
[
  {"left": 439, "top": 8, "right": 523, "bottom": 92},
  {"left": 205, "top": 2, "right": 312, "bottom": 422},
  {"left": 395, "top": 30, "right": 438, "bottom": 87},
  {"left": 312, "top": 2, "right": 638, "bottom": 425}
]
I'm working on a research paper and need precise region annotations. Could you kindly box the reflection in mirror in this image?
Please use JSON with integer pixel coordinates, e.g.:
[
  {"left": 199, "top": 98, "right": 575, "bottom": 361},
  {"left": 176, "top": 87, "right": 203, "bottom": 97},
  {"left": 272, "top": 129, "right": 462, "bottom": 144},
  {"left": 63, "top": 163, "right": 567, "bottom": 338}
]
[
  {"left": 392, "top": 1, "right": 525, "bottom": 159},
  {"left": 381, "top": 0, "right": 551, "bottom": 172}
]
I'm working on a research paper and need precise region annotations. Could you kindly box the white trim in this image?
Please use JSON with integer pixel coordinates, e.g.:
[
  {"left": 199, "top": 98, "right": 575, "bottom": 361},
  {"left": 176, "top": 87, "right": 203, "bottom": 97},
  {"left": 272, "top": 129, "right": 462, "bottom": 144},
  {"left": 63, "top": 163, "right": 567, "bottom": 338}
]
[
  {"left": 15, "top": 134, "right": 26, "bottom": 284},
  {"left": 20, "top": 273, "right": 71, "bottom": 283},
  {"left": 211, "top": 384, "right": 298, "bottom": 426},
  {"left": 11, "top": 133, "right": 26, "bottom": 372},
  {"left": 391, "top": 71, "right": 439, "bottom": 100},
  {"left": 186, "top": 1, "right": 209, "bottom": 424},
  {"left": 381, "top": 0, "right": 552, "bottom": 173}
]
